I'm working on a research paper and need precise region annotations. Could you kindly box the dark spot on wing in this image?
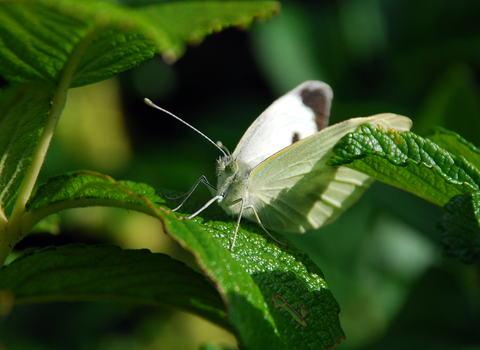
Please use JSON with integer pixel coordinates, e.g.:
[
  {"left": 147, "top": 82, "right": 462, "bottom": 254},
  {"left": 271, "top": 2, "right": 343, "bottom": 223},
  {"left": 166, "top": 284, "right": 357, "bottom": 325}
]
[
  {"left": 301, "top": 86, "right": 331, "bottom": 131},
  {"left": 291, "top": 132, "right": 300, "bottom": 144}
]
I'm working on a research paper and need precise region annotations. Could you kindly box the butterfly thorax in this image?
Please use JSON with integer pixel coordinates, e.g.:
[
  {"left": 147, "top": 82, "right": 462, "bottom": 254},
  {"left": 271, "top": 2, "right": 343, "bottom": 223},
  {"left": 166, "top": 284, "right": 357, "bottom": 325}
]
[{"left": 216, "top": 156, "right": 252, "bottom": 216}]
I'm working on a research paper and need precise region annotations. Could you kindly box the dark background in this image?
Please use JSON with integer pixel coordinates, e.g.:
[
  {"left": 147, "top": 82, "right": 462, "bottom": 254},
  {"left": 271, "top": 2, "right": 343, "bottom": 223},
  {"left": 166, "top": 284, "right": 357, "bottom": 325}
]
[{"left": 3, "top": 0, "right": 480, "bottom": 349}]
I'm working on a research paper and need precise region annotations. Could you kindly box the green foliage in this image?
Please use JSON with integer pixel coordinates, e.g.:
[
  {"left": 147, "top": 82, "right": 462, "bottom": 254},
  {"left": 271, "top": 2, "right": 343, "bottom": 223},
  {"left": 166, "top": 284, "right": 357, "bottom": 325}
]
[
  {"left": 427, "top": 127, "right": 480, "bottom": 170},
  {"left": 329, "top": 124, "right": 480, "bottom": 206},
  {"left": 0, "top": 0, "right": 278, "bottom": 87},
  {"left": 0, "top": 244, "right": 228, "bottom": 326},
  {"left": 2, "top": 1, "right": 350, "bottom": 349},
  {"left": 438, "top": 192, "right": 480, "bottom": 264},
  {"left": 14, "top": 170, "right": 345, "bottom": 349},
  {"left": 330, "top": 125, "right": 480, "bottom": 264},
  {"left": 1, "top": 0, "right": 479, "bottom": 349},
  {"left": 0, "top": 84, "right": 53, "bottom": 209}
]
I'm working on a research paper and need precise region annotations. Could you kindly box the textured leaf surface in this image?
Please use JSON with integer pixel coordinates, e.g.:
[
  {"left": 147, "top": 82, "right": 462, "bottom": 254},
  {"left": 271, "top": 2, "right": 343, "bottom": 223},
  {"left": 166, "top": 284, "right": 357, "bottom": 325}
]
[
  {"left": 0, "top": 0, "right": 279, "bottom": 87},
  {"left": 0, "top": 83, "right": 53, "bottom": 211},
  {"left": 329, "top": 124, "right": 480, "bottom": 206},
  {"left": 438, "top": 192, "right": 480, "bottom": 264},
  {"left": 0, "top": 244, "right": 228, "bottom": 327},
  {"left": 24, "top": 171, "right": 345, "bottom": 350},
  {"left": 427, "top": 127, "right": 480, "bottom": 170}
]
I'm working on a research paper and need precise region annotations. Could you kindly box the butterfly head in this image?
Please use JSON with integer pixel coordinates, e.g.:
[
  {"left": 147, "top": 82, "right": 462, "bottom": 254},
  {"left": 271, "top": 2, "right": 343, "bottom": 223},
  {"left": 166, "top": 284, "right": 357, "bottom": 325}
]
[
  {"left": 215, "top": 155, "right": 252, "bottom": 210},
  {"left": 216, "top": 155, "right": 237, "bottom": 177}
]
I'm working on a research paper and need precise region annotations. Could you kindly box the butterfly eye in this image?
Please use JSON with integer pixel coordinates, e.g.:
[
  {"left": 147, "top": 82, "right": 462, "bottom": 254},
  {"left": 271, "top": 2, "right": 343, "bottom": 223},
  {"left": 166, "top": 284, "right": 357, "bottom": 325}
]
[{"left": 225, "top": 161, "right": 238, "bottom": 175}]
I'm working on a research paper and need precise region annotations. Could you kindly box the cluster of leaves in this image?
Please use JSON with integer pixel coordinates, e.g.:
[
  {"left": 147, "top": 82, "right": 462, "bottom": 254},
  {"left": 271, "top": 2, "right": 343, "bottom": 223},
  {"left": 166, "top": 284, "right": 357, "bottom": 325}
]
[
  {"left": 0, "top": 1, "right": 349, "bottom": 349},
  {"left": 0, "top": 0, "right": 478, "bottom": 349},
  {"left": 329, "top": 125, "right": 480, "bottom": 264}
]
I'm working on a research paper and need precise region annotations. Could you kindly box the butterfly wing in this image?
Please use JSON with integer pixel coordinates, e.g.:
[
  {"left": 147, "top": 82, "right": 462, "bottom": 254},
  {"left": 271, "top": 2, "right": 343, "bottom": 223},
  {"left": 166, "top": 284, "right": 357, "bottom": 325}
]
[
  {"left": 244, "top": 114, "right": 412, "bottom": 232},
  {"left": 232, "top": 81, "right": 333, "bottom": 168}
]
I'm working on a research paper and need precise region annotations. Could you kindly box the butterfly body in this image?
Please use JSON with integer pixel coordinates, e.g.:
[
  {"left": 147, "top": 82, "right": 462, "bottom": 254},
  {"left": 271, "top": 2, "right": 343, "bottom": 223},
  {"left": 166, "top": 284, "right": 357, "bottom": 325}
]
[{"left": 215, "top": 157, "right": 252, "bottom": 216}]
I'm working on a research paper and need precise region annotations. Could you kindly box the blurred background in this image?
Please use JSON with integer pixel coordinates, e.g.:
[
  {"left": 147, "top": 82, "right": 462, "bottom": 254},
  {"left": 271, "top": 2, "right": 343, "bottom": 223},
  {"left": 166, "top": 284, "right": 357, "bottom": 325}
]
[{"left": 3, "top": 0, "right": 480, "bottom": 349}]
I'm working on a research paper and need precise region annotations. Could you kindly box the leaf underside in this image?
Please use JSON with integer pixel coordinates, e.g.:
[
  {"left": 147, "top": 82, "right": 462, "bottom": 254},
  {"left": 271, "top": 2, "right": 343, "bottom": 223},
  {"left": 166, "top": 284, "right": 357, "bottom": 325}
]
[
  {"left": 0, "top": 84, "right": 54, "bottom": 210},
  {"left": 0, "top": 0, "right": 280, "bottom": 87}
]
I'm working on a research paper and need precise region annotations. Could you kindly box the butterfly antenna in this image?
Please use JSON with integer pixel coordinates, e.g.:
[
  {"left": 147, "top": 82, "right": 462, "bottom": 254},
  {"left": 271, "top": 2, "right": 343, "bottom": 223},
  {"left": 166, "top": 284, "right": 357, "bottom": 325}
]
[
  {"left": 216, "top": 141, "right": 231, "bottom": 157},
  {"left": 144, "top": 98, "right": 228, "bottom": 157}
]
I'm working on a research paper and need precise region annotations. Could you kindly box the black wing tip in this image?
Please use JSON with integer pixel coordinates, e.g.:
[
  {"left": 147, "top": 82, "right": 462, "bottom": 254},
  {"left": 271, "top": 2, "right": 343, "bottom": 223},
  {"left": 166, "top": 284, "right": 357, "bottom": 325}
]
[{"left": 298, "top": 81, "right": 333, "bottom": 132}]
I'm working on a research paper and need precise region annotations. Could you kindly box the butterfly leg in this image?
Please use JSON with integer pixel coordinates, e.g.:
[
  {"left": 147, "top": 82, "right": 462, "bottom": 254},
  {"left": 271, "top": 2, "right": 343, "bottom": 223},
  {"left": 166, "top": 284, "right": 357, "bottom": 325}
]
[
  {"left": 186, "top": 195, "right": 223, "bottom": 220},
  {"left": 230, "top": 198, "right": 245, "bottom": 251},
  {"left": 227, "top": 199, "right": 288, "bottom": 251},
  {"left": 244, "top": 205, "right": 288, "bottom": 249},
  {"left": 166, "top": 175, "right": 217, "bottom": 211}
]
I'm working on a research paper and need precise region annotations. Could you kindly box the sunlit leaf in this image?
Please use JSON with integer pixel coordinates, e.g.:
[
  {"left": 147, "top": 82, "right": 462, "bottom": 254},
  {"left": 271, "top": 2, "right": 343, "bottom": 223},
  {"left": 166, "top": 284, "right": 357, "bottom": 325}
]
[
  {"left": 23, "top": 170, "right": 345, "bottom": 349},
  {"left": 427, "top": 127, "right": 480, "bottom": 170},
  {"left": 329, "top": 124, "right": 480, "bottom": 206}
]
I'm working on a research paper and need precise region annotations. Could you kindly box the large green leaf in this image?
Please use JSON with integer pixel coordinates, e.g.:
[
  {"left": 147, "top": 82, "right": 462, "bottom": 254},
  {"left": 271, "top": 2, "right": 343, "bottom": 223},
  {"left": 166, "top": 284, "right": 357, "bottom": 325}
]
[
  {"left": 0, "top": 84, "right": 53, "bottom": 211},
  {"left": 0, "top": 0, "right": 279, "bottom": 87},
  {"left": 328, "top": 124, "right": 480, "bottom": 206},
  {"left": 0, "top": 244, "right": 228, "bottom": 327},
  {"left": 438, "top": 192, "right": 480, "bottom": 264},
  {"left": 22, "top": 170, "right": 345, "bottom": 350}
]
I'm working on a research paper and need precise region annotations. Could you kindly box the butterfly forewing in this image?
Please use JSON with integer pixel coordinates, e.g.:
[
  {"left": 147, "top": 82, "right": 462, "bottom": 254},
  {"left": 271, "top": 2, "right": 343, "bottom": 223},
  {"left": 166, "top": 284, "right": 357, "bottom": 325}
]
[{"left": 232, "top": 81, "right": 333, "bottom": 168}]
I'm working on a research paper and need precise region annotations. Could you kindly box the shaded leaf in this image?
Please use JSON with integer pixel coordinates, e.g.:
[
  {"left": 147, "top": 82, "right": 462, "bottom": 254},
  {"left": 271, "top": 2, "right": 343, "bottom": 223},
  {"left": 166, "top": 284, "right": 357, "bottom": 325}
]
[
  {"left": 0, "top": 83, "right": 53, "bottom": 211},
  {"left": 0, "top": 244, "right": 229, "bottom": 327},
  {"left": 0, "top": 0, "right": 279, "bottom": 87},
  {"left": 438, "top": 192, "right": 480, "bottom": 264},
  {"left": 137, "top": 1, "right": 280, "bottom": 59},
  {"left": 24, "top": 170, "right": 344, "bottom": 350},
  {"left": 328, "top": 124, "right": 480, "bottom": 206}
]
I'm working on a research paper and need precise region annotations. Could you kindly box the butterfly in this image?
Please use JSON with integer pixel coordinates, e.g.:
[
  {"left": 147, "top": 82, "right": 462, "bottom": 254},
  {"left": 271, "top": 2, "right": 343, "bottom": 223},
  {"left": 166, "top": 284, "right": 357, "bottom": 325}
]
[{"left": 146, "top": 81, "right": 412, "bottom": 250}]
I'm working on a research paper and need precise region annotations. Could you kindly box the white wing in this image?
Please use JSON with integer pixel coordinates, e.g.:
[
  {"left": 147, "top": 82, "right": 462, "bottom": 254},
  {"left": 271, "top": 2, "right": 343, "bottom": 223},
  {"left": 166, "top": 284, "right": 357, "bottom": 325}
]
[
  {"left": 232, "top": 81, "right": 333, "bottom": 168},
  {"left": 244, "top": 114, "right": 413, "bottom": 232}
]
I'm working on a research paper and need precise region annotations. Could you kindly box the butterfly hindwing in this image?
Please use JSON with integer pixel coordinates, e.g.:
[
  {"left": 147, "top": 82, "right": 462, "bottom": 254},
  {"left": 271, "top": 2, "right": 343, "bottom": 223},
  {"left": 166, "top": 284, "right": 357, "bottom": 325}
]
[{"left": 244, "top": 113, "right": 412, "bottom": 232}]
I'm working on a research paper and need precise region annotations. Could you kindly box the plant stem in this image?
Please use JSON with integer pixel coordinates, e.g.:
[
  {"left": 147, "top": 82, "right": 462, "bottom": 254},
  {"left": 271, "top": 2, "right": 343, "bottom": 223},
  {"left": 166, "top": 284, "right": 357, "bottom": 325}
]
[{"left": 0, "top": 28, "right": 99, "bottom": 267}]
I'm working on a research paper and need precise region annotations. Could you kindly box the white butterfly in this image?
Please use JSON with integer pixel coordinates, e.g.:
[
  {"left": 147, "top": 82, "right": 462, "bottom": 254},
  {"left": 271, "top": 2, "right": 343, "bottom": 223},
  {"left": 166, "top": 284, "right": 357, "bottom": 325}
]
[{"left": 146, "top": 81, "right": 412, "bottom": 250}]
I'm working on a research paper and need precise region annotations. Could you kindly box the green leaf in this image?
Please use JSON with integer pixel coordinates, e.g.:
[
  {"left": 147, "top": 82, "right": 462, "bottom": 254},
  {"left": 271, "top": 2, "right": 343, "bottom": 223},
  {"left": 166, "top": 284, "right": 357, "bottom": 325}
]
[
  {"left": 328, "top": 124, "right": 480, "bottom": 206},
  {"left": 427, "top": 127, "right": 480, "bottom": 170},
  {"left": 200, "top": 344, "right": 236, "bottom": 350},
  {"left": 136, "top": 1, "right": 280, "bottom": 60},
  {"left": 24, "top": 171, "right": 165, "bottom": 227},
  {"left": 24, "top": 171, "right": 345, "bottom": 349},
  {"left": 0, "top": 3, "right": 91, "bottom": 83},
  {"left": 0, "top": 0, "right": 279, "bottom": 87},
  {"left": 438, "top": 192, "right": 480, "bottom": 264},
  {"left": 0, "top": 83, "right": 53, "bottom": 211},
  {"left": 0, "top": 244, "right": 229, "bottom": 327}
]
